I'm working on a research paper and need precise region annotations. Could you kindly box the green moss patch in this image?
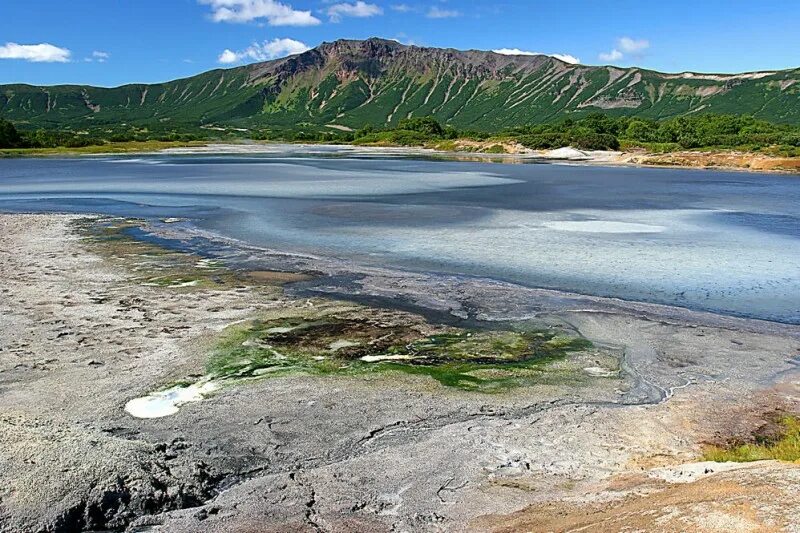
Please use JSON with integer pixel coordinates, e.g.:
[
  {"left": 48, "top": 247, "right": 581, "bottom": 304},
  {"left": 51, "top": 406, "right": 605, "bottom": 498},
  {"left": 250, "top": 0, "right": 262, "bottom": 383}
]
[
  {"left": 76, "top": 217, "right": 293, "bottom": 293},
  {"left": 206, "top": 314, "right": 595, "bottom": 392}
]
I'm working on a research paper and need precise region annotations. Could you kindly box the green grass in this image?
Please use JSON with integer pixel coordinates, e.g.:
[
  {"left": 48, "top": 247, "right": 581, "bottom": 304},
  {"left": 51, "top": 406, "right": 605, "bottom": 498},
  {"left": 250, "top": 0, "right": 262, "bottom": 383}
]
[
  {"left": 77, "top": 217, "right": 260, "bottom": 292},
  {"left": 703, "top": 416, "right": 800, "bottom": 463},
  {"left": 352, "top": 130, "right": 432, "bottom": 146},
  {"left": 482, "top": 144, "right": 508, "bottom": 154},
  {"left": 0, "top": 139, "right": 208, "bottom": 157}
]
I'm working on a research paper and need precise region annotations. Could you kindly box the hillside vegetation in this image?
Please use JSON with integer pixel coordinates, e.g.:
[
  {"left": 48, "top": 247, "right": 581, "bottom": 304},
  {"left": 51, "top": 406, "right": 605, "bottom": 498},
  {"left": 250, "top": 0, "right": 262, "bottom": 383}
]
[
  {"left": 3, "top": 113, "right": 800, "bottom": 159},
  {"left": 2, "top": 38, "right": 800, "bottom": 141}
]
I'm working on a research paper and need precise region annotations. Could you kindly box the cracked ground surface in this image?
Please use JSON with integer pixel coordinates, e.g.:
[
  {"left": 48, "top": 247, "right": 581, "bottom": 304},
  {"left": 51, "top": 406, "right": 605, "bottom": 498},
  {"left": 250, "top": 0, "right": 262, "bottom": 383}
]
[{"left": 1, "top": 214, "right": 799, "bottom": 532}]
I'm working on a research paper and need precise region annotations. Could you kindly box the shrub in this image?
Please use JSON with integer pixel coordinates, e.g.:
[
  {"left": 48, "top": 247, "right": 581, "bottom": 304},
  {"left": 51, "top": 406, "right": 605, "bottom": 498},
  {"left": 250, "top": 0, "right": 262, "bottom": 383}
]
[
  {"left": 0, "top": 119, "right": 22, "bottom": 148},
  {"left": 352, "top": 130, "right": 431, "bottom": 146},
  {"left": 483, "top": 144, "right": 507, "bottom": 154},
  {"left": 396, "top": 116, "right": 444, "bottom": 137},
  {"left": 625, "top": 119, "right": 659, "bottom": 143},
  {"left": 570, "top": 132, "right": 620, "bottom": 151},
  {"left": 781, "top": 134, "right": 800, "bottom": 147},
  {"left": 354, "top": 124, "right": 376, "bottom": 139},
  {"left": 516, "top": 133, "right": 569, "bottom": 149}
]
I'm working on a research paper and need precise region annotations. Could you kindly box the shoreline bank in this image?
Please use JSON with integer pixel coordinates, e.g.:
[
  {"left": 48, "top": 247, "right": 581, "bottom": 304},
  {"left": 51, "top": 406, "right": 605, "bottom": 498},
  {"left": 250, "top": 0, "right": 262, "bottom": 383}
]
[{"left": 3, "top": 139, "right": 799, "bottom": 175}]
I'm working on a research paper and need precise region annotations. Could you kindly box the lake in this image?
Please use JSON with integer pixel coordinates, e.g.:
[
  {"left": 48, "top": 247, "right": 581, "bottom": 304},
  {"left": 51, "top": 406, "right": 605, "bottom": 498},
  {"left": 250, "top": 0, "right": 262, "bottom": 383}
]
[{"left": 1, "top": 149, "right": 798, "bottom": 324}]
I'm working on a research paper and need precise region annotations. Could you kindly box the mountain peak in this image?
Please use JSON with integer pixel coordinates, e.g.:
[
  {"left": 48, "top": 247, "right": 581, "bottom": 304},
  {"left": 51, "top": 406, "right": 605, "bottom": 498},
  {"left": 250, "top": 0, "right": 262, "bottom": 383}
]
[
  {"left": 330, "top": 37, "right": 405, "bottom": 47},
  {"left": 2, "top": 39, "right": 799, "bottom": 132},
  {"left": 314, "top": 37, "right": 405, "bottom": 58}
]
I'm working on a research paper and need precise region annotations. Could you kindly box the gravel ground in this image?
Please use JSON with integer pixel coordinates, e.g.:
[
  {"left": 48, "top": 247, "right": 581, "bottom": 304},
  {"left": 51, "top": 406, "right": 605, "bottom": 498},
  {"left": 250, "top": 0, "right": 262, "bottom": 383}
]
[{"left": 1, "top": 214, "right": 799, "bottom": 532}]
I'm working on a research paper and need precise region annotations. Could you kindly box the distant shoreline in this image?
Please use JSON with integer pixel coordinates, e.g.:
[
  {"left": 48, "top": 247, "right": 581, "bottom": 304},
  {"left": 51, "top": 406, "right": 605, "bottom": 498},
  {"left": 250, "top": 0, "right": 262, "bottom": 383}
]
[{"left": 2, "top": 139, "right": 799, "bottom": 175}]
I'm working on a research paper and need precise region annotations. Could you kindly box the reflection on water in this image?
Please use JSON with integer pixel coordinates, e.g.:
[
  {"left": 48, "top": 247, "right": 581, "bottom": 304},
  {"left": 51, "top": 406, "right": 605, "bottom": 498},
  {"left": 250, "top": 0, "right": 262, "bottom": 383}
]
[{"left": 0, "top": 150, "right": 798, "bottom": 324}]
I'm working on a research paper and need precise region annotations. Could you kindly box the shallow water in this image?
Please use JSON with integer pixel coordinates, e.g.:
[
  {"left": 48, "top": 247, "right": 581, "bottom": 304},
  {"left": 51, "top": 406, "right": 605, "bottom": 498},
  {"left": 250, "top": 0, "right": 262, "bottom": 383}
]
[{"left": 1, "top": 149, "right": 799, "bottom": 323}]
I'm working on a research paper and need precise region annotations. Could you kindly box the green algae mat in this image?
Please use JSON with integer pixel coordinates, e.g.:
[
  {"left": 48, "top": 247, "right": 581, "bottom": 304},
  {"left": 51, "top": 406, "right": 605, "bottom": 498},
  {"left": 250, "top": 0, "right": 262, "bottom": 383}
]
[{"left": 207, "top": 315, "right": 596, "bottom": 392}]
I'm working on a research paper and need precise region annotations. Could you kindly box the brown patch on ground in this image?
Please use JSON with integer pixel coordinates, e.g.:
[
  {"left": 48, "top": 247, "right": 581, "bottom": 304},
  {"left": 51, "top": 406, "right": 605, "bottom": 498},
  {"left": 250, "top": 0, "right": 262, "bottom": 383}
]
[
  {"left": 435, "top": 139, "right": 530, "bottom": 154},
  {"left": 697, "top": 382, "right": 800, "bottom": 448},
  {"left": 475, "top": 383, "right": 800, "bottom": 533},
  {"left": 474, "top": 462, "right": 800, "bottom": 533},
  {"left": 621, "top": 150, "right": 800, "bottom": 173},
  {"left": 245, "top": 270, "right": 315, "bottom": 284},
  {"left": 427, "top": 142, "right": 800, "bottom": 174}
]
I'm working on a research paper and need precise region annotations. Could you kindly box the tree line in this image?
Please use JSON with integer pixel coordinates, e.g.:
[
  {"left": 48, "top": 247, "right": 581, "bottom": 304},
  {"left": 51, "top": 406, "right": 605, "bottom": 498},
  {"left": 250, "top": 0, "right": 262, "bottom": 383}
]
[
  {"left": 349, "top": 113, "right": 800, "bottom": 152},
  {"left": 0, "top": 119, "right": 206, "bottom": 149},
  {"left": 507, "top": 113, "right": 800, "bottom": 151},
  {"left": 3, "top": 113, "right": 800, "bottom": 152}
]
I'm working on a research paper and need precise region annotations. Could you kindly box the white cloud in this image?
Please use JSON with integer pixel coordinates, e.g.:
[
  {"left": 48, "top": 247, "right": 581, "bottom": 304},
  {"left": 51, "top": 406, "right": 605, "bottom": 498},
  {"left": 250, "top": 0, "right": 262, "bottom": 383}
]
[
  {"left": 547, "top": 53, "right": 581, "bottom": 64},
  {"left": 598, "top": 49, "right": 623, "bottom": 62},
  {"left": 426, "top": 7, "right": 459, "bottom": 18},
  {"left": 199, "top": 0, "right": 320, "bottom": 26},
  {"left": 391, "top": 3, "right": 412, "bottom": 12},
  {"left": 218, "top": 37, "right": 310, "bottom": 64},
  {"left": 218, "top": 49, "right": 240, "bottom": 64},
  {"left": 87, "top": 50, "right": 110, "bottom": 63},
  {"left": 599, "top": 36, "right": 650, "bottom": 63},
  {"left": 618, "top": 37, "right": 650, "bottom": 54},
  {"left": 493, "top": 48, "right": 537, "bottom": 56},
  {"left": 493, "top": 48, "right": 580, "bottom": 64},
  {"left": 327, "top": 1, "right": 383, "bottom": 22},
  {"left": 0, "top": 42, "right": 71, "bottom": 63}
]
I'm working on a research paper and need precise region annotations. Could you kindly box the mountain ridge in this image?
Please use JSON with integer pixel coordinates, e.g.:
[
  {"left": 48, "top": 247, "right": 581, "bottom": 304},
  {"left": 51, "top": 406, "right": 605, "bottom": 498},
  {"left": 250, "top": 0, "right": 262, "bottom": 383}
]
[{"left": 2, "top": 37, "right": 799, "bottom": 132}]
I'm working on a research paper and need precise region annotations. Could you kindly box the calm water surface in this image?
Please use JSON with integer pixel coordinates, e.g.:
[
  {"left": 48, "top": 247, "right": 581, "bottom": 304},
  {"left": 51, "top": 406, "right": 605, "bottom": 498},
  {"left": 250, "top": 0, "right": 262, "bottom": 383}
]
[{"left": 1, "top": 150, "right": 798, "bottom": 324}]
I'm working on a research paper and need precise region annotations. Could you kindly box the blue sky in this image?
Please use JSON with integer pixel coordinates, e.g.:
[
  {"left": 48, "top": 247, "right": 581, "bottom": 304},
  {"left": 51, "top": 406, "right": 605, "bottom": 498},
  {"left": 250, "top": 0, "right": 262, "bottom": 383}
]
[{"left": 1, "top": 0, "right": 799, "bottom": 87}]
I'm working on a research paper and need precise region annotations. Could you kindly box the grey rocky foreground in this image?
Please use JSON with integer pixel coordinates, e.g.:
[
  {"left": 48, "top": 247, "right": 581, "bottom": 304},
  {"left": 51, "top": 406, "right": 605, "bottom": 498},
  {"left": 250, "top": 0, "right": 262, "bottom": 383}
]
[{"left": 1, "top": 214, "right": 798, "bottom": 532}]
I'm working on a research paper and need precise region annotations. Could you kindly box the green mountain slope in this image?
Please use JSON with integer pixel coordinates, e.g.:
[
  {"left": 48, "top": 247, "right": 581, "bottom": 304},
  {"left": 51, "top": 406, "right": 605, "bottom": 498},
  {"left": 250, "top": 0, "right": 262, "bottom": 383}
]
[{"left": 3, "top": 38, "right": 800, "bottom": 133}]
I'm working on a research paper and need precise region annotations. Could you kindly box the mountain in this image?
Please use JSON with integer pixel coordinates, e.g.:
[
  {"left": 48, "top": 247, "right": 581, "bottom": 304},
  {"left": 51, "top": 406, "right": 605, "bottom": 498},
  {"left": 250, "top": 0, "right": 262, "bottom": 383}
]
[{"left": 2, "top": 38, "right": 800, "bottom": 133}]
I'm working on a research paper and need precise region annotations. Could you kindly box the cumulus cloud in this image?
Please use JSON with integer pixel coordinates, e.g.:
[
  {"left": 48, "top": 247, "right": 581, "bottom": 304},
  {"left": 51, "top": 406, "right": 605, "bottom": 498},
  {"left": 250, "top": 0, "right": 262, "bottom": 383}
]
[
  {"left": 0, "top": 42, "right": 71, "bottom": 63},
  {"left": 493, "top": 48, "right": 580, "bottom": 64},
  {"left": 199, "top": 0, "right": 320, "bottom": 26},
  {"left": 218, "top": 37, "right": 310, "bottom": 64},
  {"left": 599, "top": 36, "right": 649, "bottom": 63},
  {"left": 426, "top": 7, "right": 459, "bottom": 18},
  {"left": 327, "top": 1, "right": 383, "bottom": 22},
  {"left": 218, "top": 49, "right": 240, "bottom": 64}
]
